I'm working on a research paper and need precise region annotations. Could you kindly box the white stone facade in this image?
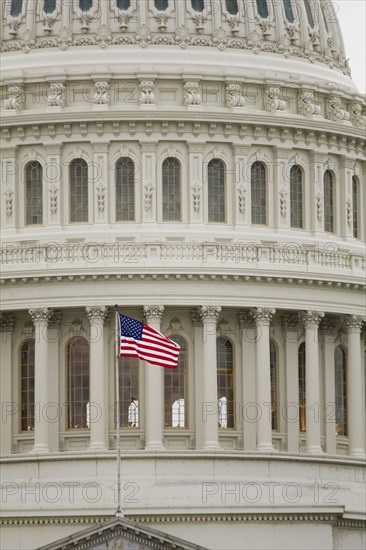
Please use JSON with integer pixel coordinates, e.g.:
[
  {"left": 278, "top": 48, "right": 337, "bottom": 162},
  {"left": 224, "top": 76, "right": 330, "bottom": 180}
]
[{"left": 0, "top": 1, "right": 365, "bottom": 549}]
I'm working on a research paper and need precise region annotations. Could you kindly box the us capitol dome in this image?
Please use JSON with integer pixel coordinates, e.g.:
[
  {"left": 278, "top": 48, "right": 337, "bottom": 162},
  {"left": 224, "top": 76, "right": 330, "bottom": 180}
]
[{"left": 0, "top": 1, "right": 365, "bottom": 549}]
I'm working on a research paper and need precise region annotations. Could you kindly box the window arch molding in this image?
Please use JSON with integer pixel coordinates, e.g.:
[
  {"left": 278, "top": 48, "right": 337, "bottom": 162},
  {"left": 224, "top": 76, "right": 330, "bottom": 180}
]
[
  {"left": 157, "top": 148, "right": 186, "bottom": 223},
  {"left": 20, "top": 152, "right": 46, "bottom": 228}
]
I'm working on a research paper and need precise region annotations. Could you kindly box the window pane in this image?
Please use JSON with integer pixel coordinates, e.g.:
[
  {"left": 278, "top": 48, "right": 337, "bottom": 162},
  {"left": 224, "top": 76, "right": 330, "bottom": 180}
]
[
  {"left": 79, "top": 0, "right": 92, "bottom": 11},
  {"left": 208, "top": 159, "right": 225, "bottom": 223},
  {"left": 117, "top": 0, "right": 130, "bottom": 9},
  {"left": 162, "top": 158, "right": 181, "bottom": 221},
  {"left": 251, "top": 162, "right": 267, "bottom": 225},
  {"left": 20, "top": 340, "right": 35, "bottom": 432},
  {"left": 67, "top": 337, "right": 89, "bottom": 429},
  {"left": 298, "top": 343, "right": 306, "bottom": 432},
  {"left": 118, "top": 356, "right": 139, "bottom": 428},
  {"left": 154, "top": 0, "right": 168, "bottom": 9},
  {"left": 10, "top": 0, "right": 22, "bottom": 17},
  {"left": 43, "top": 0, "right": 56, "bottom": 13},
  {"left": 191, "top": 0, "right": 204, "bottom": 12},
  {"left": 283, "top": 0, "right": 294, "bottom": 22},
  {"left": 116, "top": 157, "right": 135, "bottom": 221},
  {"left": 256, "top": 0, "right": 269, "bottom": 18},
  {"left": 270, "top": 342, "right": 278, "bottom": 430},
  {"left": 26, "top": 161, "right": 43, "bottom": 225},
  {"left": 226, "top": 0, "right": 239, "bottom": 15},
  {"left": 290, "top": 165, "right": 303, "bottom": 228},
  {"left": 335, "top": 346, "right": 347, "bottom": 436},
  {"left": 165, "top": 336, "right": 187, "bottom": 428},
  {"left": 352, "top": 176, "right": 359, "bottom": 238},
  {"left": 70, "top": 159, "right": 88, "bottom": 223},
  {"left": 324, "top": 170, "right": 334, "bottom": 233},
  {"left": 303, "top": 0, "right": 314, "bottom": 28},
  {"left": 217, "top": 337, "right": 234, "bottom": 428}
]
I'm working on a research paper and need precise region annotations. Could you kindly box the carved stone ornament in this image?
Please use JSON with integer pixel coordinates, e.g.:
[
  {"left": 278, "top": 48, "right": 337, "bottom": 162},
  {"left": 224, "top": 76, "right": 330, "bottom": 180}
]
[
  {"left": 238, "top": 185, "right": 246, "bottom": 214},
  {"left": 174, "top": 25, "right": 191, "bottom": 49},
  {"left": 96, "top": 182, "right": 106, "bottom": 212},
  {"left": 49, "top": 310, "right": 62, "bottom": 329},
  {"left": 282, "top": 314, "right": 299, "bottom": 332},
  {"left": 348, "top": 102, "right": 366, "bottom": 128},
  {"left": 49, "top": 185, "right": 58, "bottom": 214},
  {"left": 192, "top": 182, "right": 201, "bottom": 212},
  {"left": 344, "top": 315, "right": 364, "bottom": 332},
  {"left": 86, "top": 306, "right": 109, "bottom": 323},
  {"left": 197, "top": 306, "right": 222, "bottom": 323},
  {"left": 41, "top": 1, "right": 60, "bottom": 33},
  {"left": 3, "top": 85, "right": 24, "bottom": 111},
  {"left": 170, "top": 318, "right": 181, "bottom": 332},
  {"left": 93, "top": 81, "right": 109, "bottom": 105},
  {"left": 143, "top": 305, "right": 164, "bottom": 323},
  {"left": 0, "top": 313, "right": 16, "bottom": 333},
  {"left": 251, "top": 308, "right": 276, "bottom": 326},
  {"left": 71, "top": 319, "right": 84, "bottom": 334},
  {"left": 238, "top": 311, "right": 256, "bottom": 329},
  {"left": 264, "top": 86, "right": 287, "bottom": 112},
  {"left": 316, "top": 192, "right": 323, "bottom": 222},
  {"left": 301, "top": 311, "right": 324, "bottom": 329},
  {"left": 326, "top": 94, "right": 350, "bottom": 122},
  {"left": 320, "top": 316, "right": 339, "bottom": 336},
  {"left": 4, "top": 187, "right": 14, "bottom": 216},
  {"left": 139, "top": 81, "right": 155, "bottom": 104},
  {"left": 29, "top": 308, "right": 53, "bottom": 325},
  {"left": 226, "top": 83, "right": 246, "bottom": 108},
  {"left": 212, "top": 27, "right": 228, "bottom": 51},
  {"left": 144, "top": 181, "right": 154, "bottom": 211},
  {"left": 279, "top": 188, "right": 287, "bottom": 217},
  {"left": 346, "top": 198, "right": 352, "bottom": 227},
  {"left": 184, "top": 82, "right": 202, "bottom": 106},
  {"left": 47, "top": 83, "right": 65, "bottom": 107},
  {"left": 298, "top": 90, "right": 320, "bottom": 116},
  {"left": 192, "top": 13, "right": 207, "bottom": 32}
]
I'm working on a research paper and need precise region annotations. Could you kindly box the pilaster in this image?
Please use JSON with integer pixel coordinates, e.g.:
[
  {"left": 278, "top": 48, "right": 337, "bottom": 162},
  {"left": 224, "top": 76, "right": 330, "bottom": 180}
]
[
  {"left": 239, "top": 311, "right": 256, "bottom": 451},
  {"left": 282, "top": 314, "right": 300, "bottom": 453},
  {"left": 320, "top": 317, "right": 338, "bottom": 455},
  {"left": 0, "top": 313, "right": 16, "bottom": 455}
]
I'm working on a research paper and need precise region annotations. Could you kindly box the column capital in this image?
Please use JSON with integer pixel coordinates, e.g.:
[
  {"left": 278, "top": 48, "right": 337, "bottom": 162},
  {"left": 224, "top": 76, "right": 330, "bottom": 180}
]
[
  {"left": 345, "top": 315, "right": 364, "bottom": 332},
  {"left": 29, "top": 308, "right": 53, "bottom": 326},
  {"left": 238, "top": 311, "right": 256, "bottom": 329},
  {"left": 301, "top": 311, "right": 324, "bottom": 329},
  {"left": 282, "top": 314, "right": 299, "bottom": 332},
  {"left": 143, "top": 305, "right": 164, "bottom": 323},
  {"left": 251, "top": 308, "right": 276, "bottom": 326},
  {"left": 86, "top": 306, "right": 109, "bottom": 323},
  {"left": 197, "top": 306, "right": 221, "bottom": 323},
  {"left": 0, "top": 313, "right": 15, "bottom": 333},
  {"left": 191, "top": 308, "right": 203, "bottom": 327}
]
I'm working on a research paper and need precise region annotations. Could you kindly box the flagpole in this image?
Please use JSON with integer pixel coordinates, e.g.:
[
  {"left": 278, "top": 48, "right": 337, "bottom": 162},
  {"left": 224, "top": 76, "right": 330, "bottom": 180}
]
[{"left": 115, "top": 305, "right": 123, "bottom": 516}]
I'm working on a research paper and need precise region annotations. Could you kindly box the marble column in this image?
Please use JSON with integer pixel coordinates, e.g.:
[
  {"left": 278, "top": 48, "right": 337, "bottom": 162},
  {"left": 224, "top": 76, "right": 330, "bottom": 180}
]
[
  {"left": 321, "top": 317, "right": 337, "bottom": 455},
  {"left": 143, "top": 306, "right": 165, "bottom": 450},
  {"left": 191, "top": 309, "right": 204, "bottom": 449},
  {"left": 302, "top": 311, "right": 324, "bottom": 454},
  {"left": 86, "top": 306, "right": 109, "bottom": 451},
  {"left": 29, "top": 308, "right": 53, "bottom": 453},
  {"left": 198, "top": 306, "right": 221, "bottom": 450},
  {"left": 0, "top": 314, "right": 16, "bottom": 455},
  {"left": 345, "top": 316, "right": 365, "bottom": 457},
  {"left": 252, "top": 308, "right": 276, "bottom": 451},
  {"left": 239, "top": 311, "right": 256, "bottom": 451},
  {"left": 282, "top": 314, "right": 300, "bottom": 453}
]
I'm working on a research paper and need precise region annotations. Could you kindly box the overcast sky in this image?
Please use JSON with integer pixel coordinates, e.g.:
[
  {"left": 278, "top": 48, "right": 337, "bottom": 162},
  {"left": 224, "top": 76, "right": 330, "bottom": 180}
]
[{"left": 336, "top": 0, "right": 366, "bottom": 93}]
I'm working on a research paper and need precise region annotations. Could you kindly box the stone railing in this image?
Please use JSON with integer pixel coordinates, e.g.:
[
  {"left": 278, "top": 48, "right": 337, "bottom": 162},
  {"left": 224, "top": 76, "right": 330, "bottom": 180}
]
[{"left": 0, "top": 241, "right": 365, "bottom": 281}]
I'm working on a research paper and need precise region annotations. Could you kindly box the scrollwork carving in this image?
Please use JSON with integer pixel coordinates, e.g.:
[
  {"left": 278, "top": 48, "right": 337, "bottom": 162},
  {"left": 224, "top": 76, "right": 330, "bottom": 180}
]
[
  {"left": 184, "top": 82, "right": 202, "bottom": 106},
  {"left": 139, "top": 81, "right": 155, "bottom": 105},
  {"left": 264, "top": 86, "right": 287, "bottom": 112},
  {"left": 301, "top": 311, "right": 324, "bottom": 329},
  {"left": 326, "top": 94, "right": 350, "bottom": 122},
  {"left": 3, "top": 85, "right": 24, "bottom": 111},
  {"left": 93, "top": 81, "right": 109, "bottom": 105},
  {"left": 298, "top": 90, "right": 320, "bottom": 116},
  {"left": 226, "top": 83, "right": 245, "bottom": 108},
  {"left": 47, "top": 83, "right": 65, "bottom": 107},
  {"left": 143, "top": 305, "right": 164, "bottom": 323}
]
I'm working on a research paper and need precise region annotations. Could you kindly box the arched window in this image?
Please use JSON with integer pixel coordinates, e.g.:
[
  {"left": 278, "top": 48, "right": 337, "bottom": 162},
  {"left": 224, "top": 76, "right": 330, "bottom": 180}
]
[
  {"left": 79, "top": 0, "right": 92, "bottom": 11},
  {"left": 43, "top": 0, "right": 56, "bottom": 13},
  {"left": 118, "top": 356, "right": 139, "bottom": 427},
  {"left": 283, "top": 0, "right": 294, "bottom": 23},
  {"left": 217, "top": 337, "right": 234, "bottom": 428},
  {"left": 324, "top": 170, "right": 334, "bottom": 233},
  {"left": 208, "top": 159, "right": 226, "bottom": 223},
  {"left": 116, "top": 157, "right": 135, "bottom": 222},
  {"left": 165, "top": 336, "right": 187, "bottom": 428},
  {"left": 290, "top": 165, "right": 303, "bottom": 228},
  {"left": 251, "top": 161, "right": 267, "bottom": 225},
  {"left": 335, "top": 346, "right": 347, "bottom": 436},
  {"left": 352, "top": 176, "right": 359, "bottom": 239},
  {"left": 256, "top": 0, "right": 269, "bottom": 18},
  {"left": 70, "top": 159, "right": 88, "bottom": 223},
  {"left": 303, "top": 0, "right": 314, "bottom": 28},
  {"left": 117, "top": 0, "right": 130, "bottom": 8},
  {"left": 66, "top": 337, "right": 89, "bottom": 429},
  {"left": 20, "top": 340, "right": 35, "bottom": 432},
  {"left": 298, "top": 342, "right": 306, "bottom": 432},
  {"left": 270, "top": 341, "right": 278, "bottom": 430},
  {"left": 25, "top": 161, "right": 43, "bottom": 226},
  {"left": 226, "top": 0, "right": 239, "bottom": 15},
  {"left": 191, "top": 0, "right": 204, "bottom": 12},
  {"left": 10, "top": 0, "right": 22, "bottom": 17},
  {"left": 162, "top": 158, "right": 181, "bottom": 221},
  {"left": 154, "top": 0, "right": 168, "bottom": 9}
]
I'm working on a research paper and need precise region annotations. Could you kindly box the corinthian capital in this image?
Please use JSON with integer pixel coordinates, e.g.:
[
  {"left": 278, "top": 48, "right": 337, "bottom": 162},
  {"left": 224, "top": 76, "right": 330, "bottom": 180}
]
[
  {"left": 29, "top": 308, "right": 53, "bottom": 326},
  {"left": 345, "top": 315, "right": 364, "bottom": 332},
  {"left": 282, "top": 314, "right": 299, "bottom": 332},
  {"left": 86, "top": 306, "right": 109, "bottom": 323},
  {"left": 251, "top": 308, "right": 276, "bottom": 326},
  {"left": 143, "top": 305, "right": 164, "bottom": 323},
  {"left": 197, "top": 306, "right": 221, "bottom": 323},
  {"left": 301, "top": 311, "right": 324, "bottom": 329}
]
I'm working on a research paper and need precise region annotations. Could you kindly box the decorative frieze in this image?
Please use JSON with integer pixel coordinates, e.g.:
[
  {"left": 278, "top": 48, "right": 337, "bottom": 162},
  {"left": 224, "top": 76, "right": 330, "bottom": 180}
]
[
  {"left": 298, "top": 90, "right": 320, "bottom": 116},
  {"left": 326, "top": 94, "right": 350, "bottom": 122},
  {"left": 46, "top": 83, "right": 65, "bottom": 107},
  {"left": 139, "top": 81, "right": 155, "bottom": 105},
  {"left": 3, "top": 85, "right": 24, "bottom": 111},
  {"left": 92, "top": 81, "right": 109, "bottom": 105},
  {"left": 264, "top": 86, "right": 286, "bottom": 112},
  {"left": 184, "top": 82, "right": 202, "bottom": 106}
]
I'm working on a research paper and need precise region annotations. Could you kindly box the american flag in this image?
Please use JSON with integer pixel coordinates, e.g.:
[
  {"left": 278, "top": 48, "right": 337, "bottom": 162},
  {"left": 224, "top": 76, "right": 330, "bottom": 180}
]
[{"left": 118, "top": 313, "right": 180, "bottom": 368}]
